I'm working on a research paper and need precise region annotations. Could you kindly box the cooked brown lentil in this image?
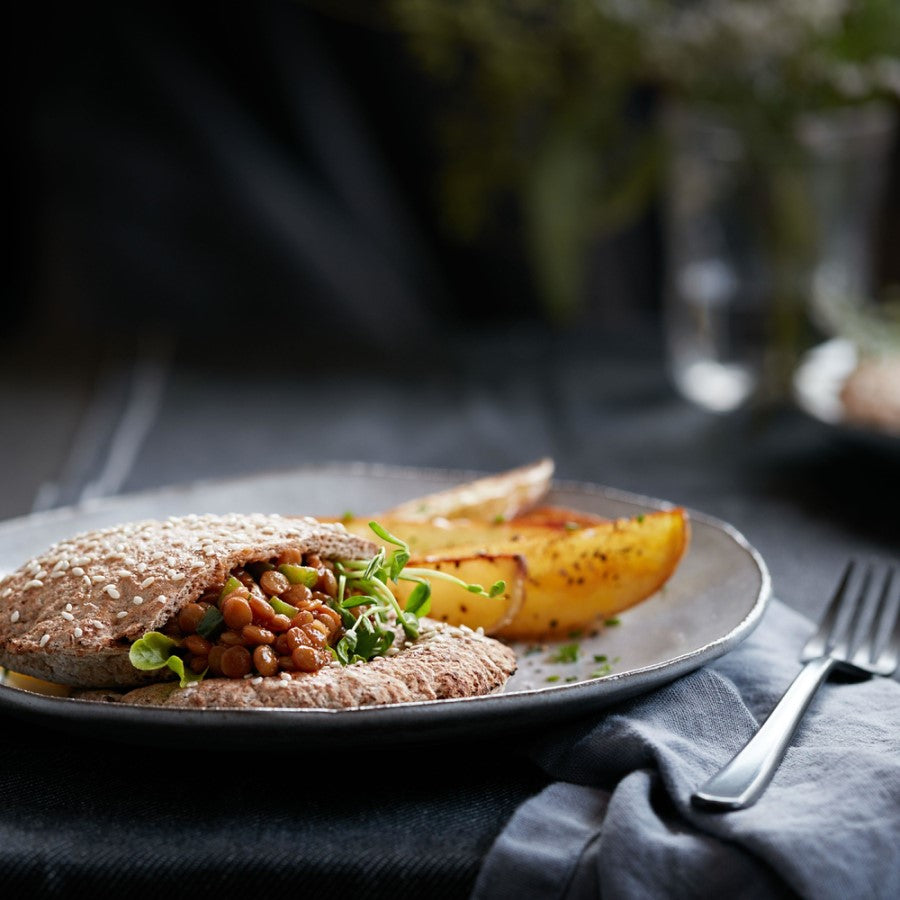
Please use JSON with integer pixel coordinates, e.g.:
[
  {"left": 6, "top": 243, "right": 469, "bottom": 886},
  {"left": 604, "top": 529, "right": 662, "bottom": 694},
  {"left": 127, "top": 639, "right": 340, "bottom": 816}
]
[{"left": 151, "top": 549, "right": 346, "bottom": 680}]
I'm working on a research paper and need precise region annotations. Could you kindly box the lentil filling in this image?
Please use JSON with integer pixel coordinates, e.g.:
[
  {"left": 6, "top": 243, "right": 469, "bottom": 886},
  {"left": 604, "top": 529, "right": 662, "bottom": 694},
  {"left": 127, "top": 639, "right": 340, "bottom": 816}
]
[{"left": 158, "top": 550, "right": 344, "bottom": 678}]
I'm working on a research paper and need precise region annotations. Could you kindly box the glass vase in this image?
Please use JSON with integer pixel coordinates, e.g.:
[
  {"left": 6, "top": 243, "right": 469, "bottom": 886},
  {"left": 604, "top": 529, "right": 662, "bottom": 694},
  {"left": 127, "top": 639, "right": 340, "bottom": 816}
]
[{"left": 663, "top": 102, "right": 895, "bottom": 413}]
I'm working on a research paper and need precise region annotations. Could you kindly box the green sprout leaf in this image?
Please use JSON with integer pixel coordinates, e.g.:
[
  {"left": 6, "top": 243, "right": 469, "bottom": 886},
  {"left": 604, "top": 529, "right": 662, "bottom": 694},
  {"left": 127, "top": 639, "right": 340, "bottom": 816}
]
[
  {"left": 128, "top": 632, "right": 203, "bottom": 688},
  {"left": 404, "top": 581, "right": 432, "bottom": 617},
  {"left": 129, "top": 632, "right": 178, "bottom": 671}
]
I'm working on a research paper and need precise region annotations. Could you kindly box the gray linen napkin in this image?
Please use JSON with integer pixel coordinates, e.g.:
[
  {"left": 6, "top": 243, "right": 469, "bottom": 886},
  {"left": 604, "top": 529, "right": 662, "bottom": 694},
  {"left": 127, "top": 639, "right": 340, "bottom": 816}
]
[{"left": 472, "top": 599, "right": 900, "bottom": 900}]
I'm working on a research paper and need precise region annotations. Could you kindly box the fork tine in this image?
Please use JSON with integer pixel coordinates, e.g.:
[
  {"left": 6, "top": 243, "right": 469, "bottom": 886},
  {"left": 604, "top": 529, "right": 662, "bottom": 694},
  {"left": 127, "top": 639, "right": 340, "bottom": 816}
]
[
  {"left": 804, "top": 561, "right": 856, "bottom": 659},
  {"left": 832, "top": 564, "right": 873, "bottom": 659},
  {"left": 874, "top": 569, "right": 900, "bottom": 674},
  {"left": 852, "top": 566, "right": 893, "bottom": 667}
]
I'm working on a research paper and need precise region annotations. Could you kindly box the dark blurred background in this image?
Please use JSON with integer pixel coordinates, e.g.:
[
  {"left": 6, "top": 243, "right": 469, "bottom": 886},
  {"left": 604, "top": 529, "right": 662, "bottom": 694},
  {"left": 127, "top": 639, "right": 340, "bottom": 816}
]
[
  {"left": 8, "top": 0, "right": 665, "bottom": 346},
  {"left": 3, "top": 0, "right": 899, "bottom": 569}
]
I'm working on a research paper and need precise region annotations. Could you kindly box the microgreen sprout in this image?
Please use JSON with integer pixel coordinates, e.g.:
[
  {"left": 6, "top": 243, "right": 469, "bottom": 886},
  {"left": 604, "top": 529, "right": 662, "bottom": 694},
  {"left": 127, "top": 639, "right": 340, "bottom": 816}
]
[{"left": 329, "top": 521, "right": 505, "bottom": 667}]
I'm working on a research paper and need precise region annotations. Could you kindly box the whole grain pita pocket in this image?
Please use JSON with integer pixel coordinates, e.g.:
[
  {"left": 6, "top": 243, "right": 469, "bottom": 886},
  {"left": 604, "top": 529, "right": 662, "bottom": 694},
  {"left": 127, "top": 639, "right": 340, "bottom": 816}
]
[{"left": 0, "top": 513, "right": 516, "bottom": 705}]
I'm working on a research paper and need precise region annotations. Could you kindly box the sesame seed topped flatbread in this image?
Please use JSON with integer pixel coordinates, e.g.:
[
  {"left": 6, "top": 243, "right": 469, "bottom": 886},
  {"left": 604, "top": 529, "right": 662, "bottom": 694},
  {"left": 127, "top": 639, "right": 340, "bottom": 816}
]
[
  {"left": 97, "top": 620, "right": 517, "bottom": 709},
  {"left": 0, "top": 514, "right": 376, "bottom": 687}
]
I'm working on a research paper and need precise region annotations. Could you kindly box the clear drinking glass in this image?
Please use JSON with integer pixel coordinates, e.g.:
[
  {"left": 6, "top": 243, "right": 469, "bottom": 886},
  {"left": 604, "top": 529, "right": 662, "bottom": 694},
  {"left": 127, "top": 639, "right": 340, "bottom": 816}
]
[{"left": 663, "top": 103, "right": 895, "bottom": 413}]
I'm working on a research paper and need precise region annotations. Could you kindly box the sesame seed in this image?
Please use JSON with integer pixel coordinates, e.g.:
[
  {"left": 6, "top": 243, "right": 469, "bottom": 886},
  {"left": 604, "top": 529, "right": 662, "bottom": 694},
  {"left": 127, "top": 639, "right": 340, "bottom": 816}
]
[
  {"left": 74, "top": 627, "right": 83, "bottom": 638},
  {"left": 52, "top": 571, "right": 67, "bottom": 579},
  {"left": 117, "top": 569, "right": 134, "bottom": 579},
  {"left": 136, "top": 562, "right": 147, "bottom": 573},
  {"left": 24, "top": 579, "right": 44, "bottom": 590},
  {"left": 116, "top": 610, "right": 128, "bottom": 619},
  {"left": 91, "top": 575, "right": 105, "bottom": 584},
  {"left": 251, "top": 676, "right": 263, "bottom": 685},
  {"left": 39, "top": 634, "right": 50, "bottom": 647},
  {"left": 104, "top": 585, "right": 121, "bottom": 599},
  {"left": 156, "top": 595, "right": 167, "bottom": 604},
  {"left": 61, "top": 611, "right": 75, "bottom": 621},
  {"left": 140, "top": 577, "right": 155, "bottom": 589},
  {"left": 116, "top": 543, "right": 127, "bottom": 552},
  {"left": 2, "top": 588, "right": 11, "bottom": 598},
  {"left": 72, "top": 556, "right": 92, "bottom": 567},
  {"left": 65, "top": 603, "right": 72, "bottom": 611},
  {"left": 35, "top": 569, "right": 48, "bottom": 579},
  {"left": 83, "top": 575, "right": 92, "bottom": 588},
  {"left": 53, "top": 559, "right": 69, "bottom": 571},
  {"left": 172, "top": 572, "right": 186, "bottom": 582},
  {"left": 279, "top": 672, "right": 291, "bottom": 681},
  {"left": 71, "top": 567, "right": 85, "bottom": 576},
  {"left": 167, "top": 556, "right": 177, "bottom": 567},
  {"left": 133, "top": 596, "right": 144, "bottom": 606},
  {"left": 10, "top": 610, "right": 20, "bottom": 623}
]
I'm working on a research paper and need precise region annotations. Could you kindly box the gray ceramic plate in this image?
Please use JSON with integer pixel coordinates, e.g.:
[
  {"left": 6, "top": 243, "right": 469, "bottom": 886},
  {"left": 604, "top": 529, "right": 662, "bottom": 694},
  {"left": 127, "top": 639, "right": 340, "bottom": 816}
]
[{"left": 0, "top": 464, "right": 770, "bottom": 748}]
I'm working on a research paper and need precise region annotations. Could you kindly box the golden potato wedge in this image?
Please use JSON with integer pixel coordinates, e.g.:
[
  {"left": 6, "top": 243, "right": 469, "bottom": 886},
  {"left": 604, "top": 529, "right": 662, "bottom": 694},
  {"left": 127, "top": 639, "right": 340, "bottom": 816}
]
[
  {"left": 392, "top": 553, "right": 527, "bottom": 634},
  {"left": 341, "top": 516, "right": 527, "bottom": 556},
  {"left": 384, "top": 458, "right": 554, "bottom": 521},
  {"left": 508, "top": 506, "right": 608, "bottom": 529},
  {"left": 490, "top": 509, "right": 690, "bottom": 639},
  {"left": 2, "top": 669, "right": 71, "bottom": 697},
  {"left": 341, "top": 507, "right": 690, "bottom": 640}
]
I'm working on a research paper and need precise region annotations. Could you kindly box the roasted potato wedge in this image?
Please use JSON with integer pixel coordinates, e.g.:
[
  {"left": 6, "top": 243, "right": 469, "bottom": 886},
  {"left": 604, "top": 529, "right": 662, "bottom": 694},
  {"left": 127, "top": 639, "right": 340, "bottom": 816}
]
[
  {"left": 392, "top": 554, "right": 526, "bottom": 634},
  {"left": 489, "top": 509, "right": 689, "bottom": 639},
  {"left": 384, "top": 458, "right": 554, "bottom": 521},
  {"left": 2, "top": 669, "right": 71, "bottom": 696},
  {"left": 346, "top": 508, "right": 690, "bottom": 639}
]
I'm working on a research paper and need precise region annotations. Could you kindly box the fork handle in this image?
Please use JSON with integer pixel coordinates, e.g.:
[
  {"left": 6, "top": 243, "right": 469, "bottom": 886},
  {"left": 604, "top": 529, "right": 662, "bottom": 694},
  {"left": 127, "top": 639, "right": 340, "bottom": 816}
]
[{"left": 691, "top": 655, "right": 836, "bottom": 811}]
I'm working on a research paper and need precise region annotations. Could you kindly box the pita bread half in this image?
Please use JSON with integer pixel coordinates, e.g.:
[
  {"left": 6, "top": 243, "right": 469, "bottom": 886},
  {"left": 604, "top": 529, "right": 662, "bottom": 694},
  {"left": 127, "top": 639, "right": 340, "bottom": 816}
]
[
  {"left": 102, "top": 620, "right": 517, "bottom": 709},
  {"left": 0, "top": 514, "right": 376, "bottom": 687}
]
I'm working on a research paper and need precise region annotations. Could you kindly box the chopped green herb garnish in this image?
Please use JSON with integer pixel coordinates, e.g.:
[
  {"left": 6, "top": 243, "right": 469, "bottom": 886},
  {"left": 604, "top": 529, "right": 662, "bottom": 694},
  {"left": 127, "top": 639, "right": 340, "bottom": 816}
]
[
  {"left": 341, "top": 510, "right": 355, "bottom": 523},
  {"left": 269, "top": 596, "right": 300, "bottom": 618},
  {"left": 196, "top": 606, "right": 225, "bottom": 640},
  {"left": 605, "top": 617, "right": 621, "bottom": 627},
  {"left": 219, "top": 576, "right": 242, "bottom": 599},
  {"left": 546, "top": 675, "right": 561, "bottom": 683},
  {"left": 636, "top": 514, "right": 645, "bottom": 523},
  {"left": 593, "top": 654, "right": 608, "bottom": 663},
  {"left": 278, "top": 564, "right": 319, "bottom": 587},
  {"left": 564, "top": 521, "right": 580, "bottom": 531},
  {"left": 548, "top": 642, "right": 580, "bottom": 664},
  {"left": 492, "top": 514, "right": 506, "bottom": 524},
  {"left": 565, "top": 676, "right": 577, "bottom": 683},
  {"left": 568, "top": 629, "right": 583, "bottom": 639},
  {"left": 590, "top": 666, "right": 612, "bottom": 678}
]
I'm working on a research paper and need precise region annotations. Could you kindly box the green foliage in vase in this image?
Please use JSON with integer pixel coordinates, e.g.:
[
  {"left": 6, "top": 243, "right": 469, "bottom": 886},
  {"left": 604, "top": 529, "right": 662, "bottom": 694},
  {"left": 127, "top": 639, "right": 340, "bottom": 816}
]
[{"left": 373, "top": 1, "right": 900, "bottom": 318}]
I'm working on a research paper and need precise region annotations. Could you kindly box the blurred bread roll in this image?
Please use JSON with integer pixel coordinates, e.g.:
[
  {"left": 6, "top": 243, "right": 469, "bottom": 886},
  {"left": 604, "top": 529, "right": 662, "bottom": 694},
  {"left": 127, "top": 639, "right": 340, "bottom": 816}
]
[{"left": 840, "top": 355, "right": 900, "bottom": 435}]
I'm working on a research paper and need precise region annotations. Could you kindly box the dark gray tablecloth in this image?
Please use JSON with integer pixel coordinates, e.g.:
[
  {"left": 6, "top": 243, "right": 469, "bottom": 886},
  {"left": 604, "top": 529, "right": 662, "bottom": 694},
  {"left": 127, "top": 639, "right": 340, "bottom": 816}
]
[{"left": 1, "top": 325, "right": 897, "bottom": 897}]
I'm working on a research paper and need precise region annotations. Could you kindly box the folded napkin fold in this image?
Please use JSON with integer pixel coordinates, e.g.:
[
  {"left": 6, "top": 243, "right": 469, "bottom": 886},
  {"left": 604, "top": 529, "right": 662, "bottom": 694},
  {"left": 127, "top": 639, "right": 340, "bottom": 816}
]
[{"left": 473, "top": 599, "right": 900, "bottom": 900}]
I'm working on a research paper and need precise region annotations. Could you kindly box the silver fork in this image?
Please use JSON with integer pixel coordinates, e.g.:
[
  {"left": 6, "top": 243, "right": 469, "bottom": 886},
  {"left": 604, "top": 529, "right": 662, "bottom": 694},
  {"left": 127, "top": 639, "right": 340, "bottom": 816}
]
[{"left": 692, "top": 560, "right": 899, "bottom": 811}]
